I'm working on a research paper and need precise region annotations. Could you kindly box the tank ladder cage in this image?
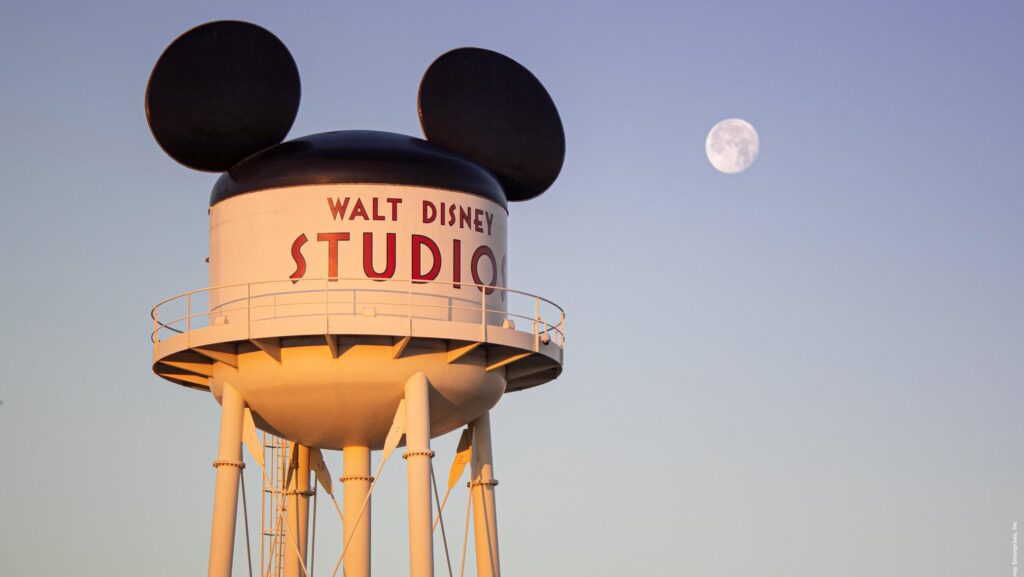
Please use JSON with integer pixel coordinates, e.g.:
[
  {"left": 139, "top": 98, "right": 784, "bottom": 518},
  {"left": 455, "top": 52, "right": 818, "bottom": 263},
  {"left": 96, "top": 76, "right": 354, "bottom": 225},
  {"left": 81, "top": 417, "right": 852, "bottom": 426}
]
[{"left": 150, "top": 277, "right": 566, "bottom": 349}]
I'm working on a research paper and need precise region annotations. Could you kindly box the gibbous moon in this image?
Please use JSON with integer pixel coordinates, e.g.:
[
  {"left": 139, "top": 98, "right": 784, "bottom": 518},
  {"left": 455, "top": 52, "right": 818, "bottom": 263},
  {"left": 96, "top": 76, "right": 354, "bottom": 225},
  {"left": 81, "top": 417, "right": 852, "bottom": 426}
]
[{"left": 705, "top": 118, "right": 759, "bottom": 174}]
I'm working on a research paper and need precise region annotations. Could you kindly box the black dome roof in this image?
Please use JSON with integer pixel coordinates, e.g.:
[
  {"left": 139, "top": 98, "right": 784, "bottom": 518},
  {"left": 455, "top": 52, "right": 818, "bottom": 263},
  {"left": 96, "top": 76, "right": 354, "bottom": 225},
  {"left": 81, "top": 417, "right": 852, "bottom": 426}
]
[{"left": 211, "top": 130, "right": 507, "bottom": 209}]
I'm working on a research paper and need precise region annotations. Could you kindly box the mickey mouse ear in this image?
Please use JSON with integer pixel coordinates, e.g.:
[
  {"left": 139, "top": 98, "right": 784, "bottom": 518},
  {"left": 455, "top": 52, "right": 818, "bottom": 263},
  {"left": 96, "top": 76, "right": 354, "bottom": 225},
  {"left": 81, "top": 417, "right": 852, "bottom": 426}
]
[
  {"left": 418, "top": 48, "right": 565, "bottom": 202},
  {"left": 145, "top": 21, "right": 301, "bottom": 172}
]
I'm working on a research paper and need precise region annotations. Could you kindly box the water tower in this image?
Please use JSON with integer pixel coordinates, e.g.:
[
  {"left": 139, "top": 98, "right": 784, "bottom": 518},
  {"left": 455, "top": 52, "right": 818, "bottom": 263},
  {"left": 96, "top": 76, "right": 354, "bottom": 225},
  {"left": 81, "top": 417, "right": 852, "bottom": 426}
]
[{"left": 146, "top": 21, "right": 566, "bottom": 577}]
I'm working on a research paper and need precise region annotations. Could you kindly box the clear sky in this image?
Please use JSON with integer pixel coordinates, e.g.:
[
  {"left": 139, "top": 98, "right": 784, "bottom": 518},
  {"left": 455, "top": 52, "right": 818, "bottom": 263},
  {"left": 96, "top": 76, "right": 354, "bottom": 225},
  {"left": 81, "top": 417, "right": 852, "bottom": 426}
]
[{"left": 1, "top": 1, "right": 1021, "bottom": 576}]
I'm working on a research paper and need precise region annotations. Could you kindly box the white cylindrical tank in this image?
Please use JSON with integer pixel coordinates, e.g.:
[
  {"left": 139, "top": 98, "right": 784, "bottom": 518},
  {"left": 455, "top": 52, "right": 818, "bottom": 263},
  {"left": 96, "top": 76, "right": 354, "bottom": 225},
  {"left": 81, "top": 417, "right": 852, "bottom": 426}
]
[{"left": 209, "top": 183, "right": 508, "bottom": 325}]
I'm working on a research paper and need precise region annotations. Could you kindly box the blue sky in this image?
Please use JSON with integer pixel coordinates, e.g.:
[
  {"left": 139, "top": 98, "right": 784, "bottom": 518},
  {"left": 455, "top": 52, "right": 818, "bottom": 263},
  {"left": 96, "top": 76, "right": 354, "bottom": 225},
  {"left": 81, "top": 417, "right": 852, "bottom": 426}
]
[{"left": 1, "top": 1, "right": 1021, "bottom": 576}]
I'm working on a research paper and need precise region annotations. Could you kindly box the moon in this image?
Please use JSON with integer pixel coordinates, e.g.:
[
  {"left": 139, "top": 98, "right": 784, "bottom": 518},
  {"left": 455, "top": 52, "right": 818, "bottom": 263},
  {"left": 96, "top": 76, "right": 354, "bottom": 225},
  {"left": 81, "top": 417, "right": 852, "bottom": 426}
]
[{"left": 705, "top": 118, "right": 759, "bottom": 174}]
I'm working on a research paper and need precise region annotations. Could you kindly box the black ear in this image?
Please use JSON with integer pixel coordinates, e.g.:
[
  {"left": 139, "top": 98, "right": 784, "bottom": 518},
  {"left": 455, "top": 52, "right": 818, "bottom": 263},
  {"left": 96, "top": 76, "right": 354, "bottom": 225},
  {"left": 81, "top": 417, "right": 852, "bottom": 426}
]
[
  {"left": 418, "top": 48, "right": 565, "bottom": 202},
  {"left": 145, "top": 21, "right": 301, "bottom": 172}
]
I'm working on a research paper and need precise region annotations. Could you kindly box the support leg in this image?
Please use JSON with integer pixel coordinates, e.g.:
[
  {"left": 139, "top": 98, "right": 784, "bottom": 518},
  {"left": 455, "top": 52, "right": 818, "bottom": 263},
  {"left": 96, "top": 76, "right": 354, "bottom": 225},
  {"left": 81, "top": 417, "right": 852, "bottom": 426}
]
[
  {"left": 342, "top": 446, "right": 372, "bottom": 577},
  {"left": 208, "top": 383, "right": 247, "bottom": 577},
  {"left": 470, "top": 412, "right": 500, "bottom": 577},
  {"left": 285, "top": 445, "right": 312, "bottom": 577},
  {"left": 404, "top": 372, "right": 434, "bottom": 577},
  {"left": 298, "top": 446, "right": 311, "bottom": 569}
]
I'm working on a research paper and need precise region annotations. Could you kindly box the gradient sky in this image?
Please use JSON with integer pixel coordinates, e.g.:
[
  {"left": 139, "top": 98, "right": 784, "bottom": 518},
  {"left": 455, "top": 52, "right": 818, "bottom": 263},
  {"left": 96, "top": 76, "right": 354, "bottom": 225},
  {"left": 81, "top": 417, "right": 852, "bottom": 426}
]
[{"left": 1, "top": 1, "right": 1021, "bottom": 576}]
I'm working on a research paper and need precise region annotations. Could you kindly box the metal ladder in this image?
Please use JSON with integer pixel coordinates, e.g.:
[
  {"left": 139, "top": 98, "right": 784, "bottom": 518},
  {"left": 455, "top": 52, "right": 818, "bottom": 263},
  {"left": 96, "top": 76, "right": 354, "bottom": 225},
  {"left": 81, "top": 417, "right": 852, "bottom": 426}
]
[{"left": 261, "top": 433, "right": 290, "bottom": 577}]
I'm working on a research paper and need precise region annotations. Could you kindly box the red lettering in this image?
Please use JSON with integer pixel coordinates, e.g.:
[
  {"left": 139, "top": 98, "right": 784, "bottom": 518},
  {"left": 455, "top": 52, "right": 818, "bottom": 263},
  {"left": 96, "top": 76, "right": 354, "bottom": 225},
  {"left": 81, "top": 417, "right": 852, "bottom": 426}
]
[
  {"left": 452, "top": 239, "right": 462, "bottom": 288},
  {"left": 474, "top": 208, "right": 484, "bottom": 232},
  {"left": 350, "top": 199, "right": 369, "bottom": 220},
  {"left": 485, "top": 212, "right": 494, "bottom": 236},
  {"left": 371, "top": 198, "right": 385, "bottom": 221},
  {"left": 317, "top": 232, "right": 350, "bottom": 280},
  {"left": 423, "top": 201, "right": 437, "bottom": 224},
  {"left": 471, "top": 245, "right": 497, "bottom": 295},
  {"left": 327, "top": 197, "right": 349, "bottom": 220},
  {"left": 412, "top": 235, "right": 442, "bottom": 283},
  {"left": 387, "top": 197, "right": 402, "bottom": 220},
  {"left": 459, "top": 206, "right": 472, "bottom": 230},
  {"left": 362, "top": 232, "right": 396, "bottom": 280},
  {"left": 290, "top": 234, "right": 308, "bottom": 283}
]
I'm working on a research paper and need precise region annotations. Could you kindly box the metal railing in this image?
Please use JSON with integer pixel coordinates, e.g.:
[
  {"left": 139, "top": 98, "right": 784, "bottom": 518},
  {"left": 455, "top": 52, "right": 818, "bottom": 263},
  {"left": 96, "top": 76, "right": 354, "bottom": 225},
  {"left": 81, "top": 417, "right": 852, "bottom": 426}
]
[{"left": 151, "top": 277, "right": 565, "bottom": 351}]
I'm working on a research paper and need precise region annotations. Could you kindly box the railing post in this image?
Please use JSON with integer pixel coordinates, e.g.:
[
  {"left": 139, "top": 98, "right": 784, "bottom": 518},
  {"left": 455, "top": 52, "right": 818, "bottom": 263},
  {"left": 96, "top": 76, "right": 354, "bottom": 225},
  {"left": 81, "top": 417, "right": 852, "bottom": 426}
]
[
  {"left": 561, "top": 312, "right": 566, "bottom": 347},
  {"left": 560, "top": 312, "right": 566, "bottom": 357},
  {"left": 534, "top": 297, "right": 540, "bottom": 351},
  {"left": 481, "top": 285, "right": 487, "bottom": 342},
  {"left": 186, "top": 292, "right": 191, "bottom": 347},
  {"left": 325, "top": 276, "right": 329, "bottom": 334}
]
